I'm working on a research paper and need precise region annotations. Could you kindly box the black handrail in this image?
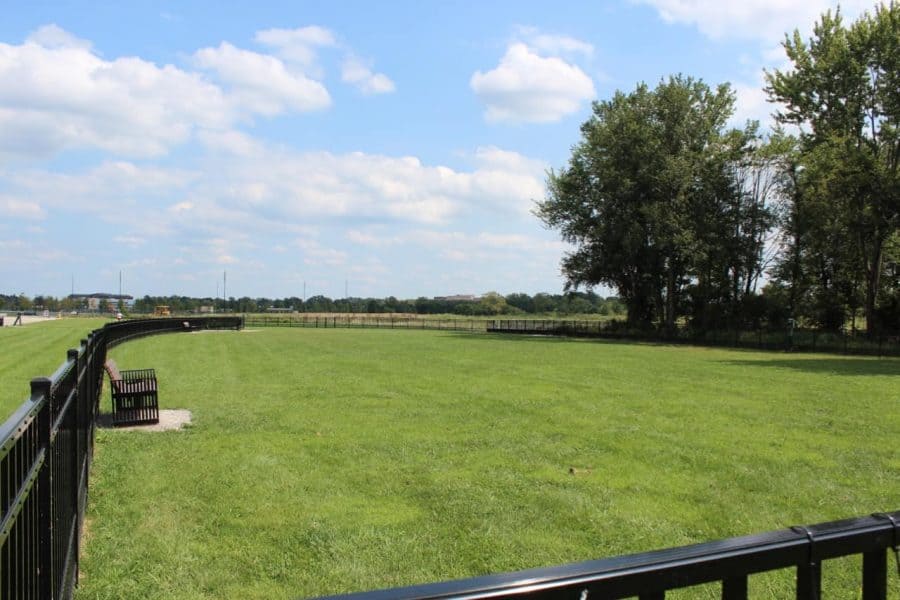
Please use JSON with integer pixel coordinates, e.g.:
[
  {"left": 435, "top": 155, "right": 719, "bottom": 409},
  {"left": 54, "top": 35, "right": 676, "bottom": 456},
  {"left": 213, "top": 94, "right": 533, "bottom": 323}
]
[{"left": 314, "top": 511, "right": 900, "bottom": 599}]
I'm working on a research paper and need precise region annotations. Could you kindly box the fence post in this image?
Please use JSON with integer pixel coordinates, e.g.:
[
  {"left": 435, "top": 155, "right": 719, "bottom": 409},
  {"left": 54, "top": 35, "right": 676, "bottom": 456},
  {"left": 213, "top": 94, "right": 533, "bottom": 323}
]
[
  {"left": 796, "top": 561, "right": 822, "bottom": 600},
  {"left": 68, "top": 348, "right": 84, "bottom": 589},
  {"left": 32, "top": 376, "right": 53, "bottom": 599},
  {"left": 861, "top": 548, "right": 886, "bottom": 600}
]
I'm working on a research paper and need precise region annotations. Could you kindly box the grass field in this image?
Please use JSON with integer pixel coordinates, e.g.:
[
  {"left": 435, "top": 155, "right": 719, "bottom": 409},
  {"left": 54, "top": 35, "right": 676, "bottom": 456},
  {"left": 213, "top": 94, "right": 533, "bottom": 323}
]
[
  {"left": 0, "top": 317, "right": 111, "bottom": 419},
  {"left": 66, "top": 327, "right": 900, "bottom": 599}
]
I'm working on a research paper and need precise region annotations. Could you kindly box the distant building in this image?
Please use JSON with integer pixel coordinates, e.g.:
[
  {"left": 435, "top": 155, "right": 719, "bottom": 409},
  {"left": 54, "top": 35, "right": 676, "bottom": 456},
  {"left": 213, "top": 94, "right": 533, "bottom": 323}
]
[
  {"left": 434, "top": 294, "right": 481, "bottom": 302},
  {"left": 68, "top": 293, "right": 134, "bottom": 311}
]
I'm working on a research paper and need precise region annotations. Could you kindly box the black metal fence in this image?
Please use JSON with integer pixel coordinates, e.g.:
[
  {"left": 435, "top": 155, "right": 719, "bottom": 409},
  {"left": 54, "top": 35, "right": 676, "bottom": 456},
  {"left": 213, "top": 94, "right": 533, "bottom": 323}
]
[
  {"left": 244, "top": 314, "right": 489, "bottom": 332},
  {"left": 317, "top": 511, "right": 900, "bottom": 599},
  {"left": 242, "top": 314, "right": 900, "bottom": 356},
  {"left": 0, "top": 316, "right": 241, "bottom": 599},
  {"left": 487, "top": 319, "right": 900, "bottom": 356}
]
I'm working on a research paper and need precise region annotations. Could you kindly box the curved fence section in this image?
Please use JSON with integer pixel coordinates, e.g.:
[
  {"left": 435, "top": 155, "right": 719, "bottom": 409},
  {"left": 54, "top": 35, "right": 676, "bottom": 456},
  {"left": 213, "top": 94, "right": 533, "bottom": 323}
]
[
  {"left": 0, "top": 316, "right": 241, "bottom": 600},
  {"left": 487, "top": 319, "right": 900, "bottom": 356},
  {"left": 318, "top": 511, "right": 900, "bottom": 600},
  {"left": 242, "top": 314, "right": 900, "bottom": 356},
  {"left": 244, "top": 313, "right": 489, "bottom": 332}
]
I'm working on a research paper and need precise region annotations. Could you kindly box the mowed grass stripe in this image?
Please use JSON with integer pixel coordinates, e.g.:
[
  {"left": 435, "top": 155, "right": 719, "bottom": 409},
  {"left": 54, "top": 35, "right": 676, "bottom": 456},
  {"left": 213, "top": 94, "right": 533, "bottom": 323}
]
[
  {"left": 78, "top": 328, "right": 899, "bottom": 599},
  {"left": 0, "top": 318, "right": 110, "bottom": 418}
]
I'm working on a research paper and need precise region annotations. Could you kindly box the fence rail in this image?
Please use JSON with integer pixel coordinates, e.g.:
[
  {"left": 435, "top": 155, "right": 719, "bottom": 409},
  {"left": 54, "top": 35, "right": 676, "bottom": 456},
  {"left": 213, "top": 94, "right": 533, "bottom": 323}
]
[
  {"left": 486, "top": 319, "right": 900, "bottom": 356},
  {"left": 316, "top": 511, "right": 900, "bottom": 600},
  {"left": 244, "top": 314, "right": 489, "bottom": 332},
  {"left": 0, "top": 316, "right": 242, "bottom": 600},
  {"left": 242, "top": 314, "right": 900, "bottom": 356}
]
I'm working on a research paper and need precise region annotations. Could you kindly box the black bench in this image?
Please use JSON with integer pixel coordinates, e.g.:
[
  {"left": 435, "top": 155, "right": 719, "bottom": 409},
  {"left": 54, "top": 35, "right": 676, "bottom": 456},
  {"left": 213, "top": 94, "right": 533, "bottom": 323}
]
[{"left": 104, "top": 359, "right": 159, "bottom": 426}]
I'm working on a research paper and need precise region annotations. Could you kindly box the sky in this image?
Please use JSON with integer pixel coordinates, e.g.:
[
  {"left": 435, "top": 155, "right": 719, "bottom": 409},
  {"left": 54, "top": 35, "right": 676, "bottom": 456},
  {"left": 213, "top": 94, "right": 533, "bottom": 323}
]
[{"left": 0, "top": 0, "right": 876, "bottom": 300}]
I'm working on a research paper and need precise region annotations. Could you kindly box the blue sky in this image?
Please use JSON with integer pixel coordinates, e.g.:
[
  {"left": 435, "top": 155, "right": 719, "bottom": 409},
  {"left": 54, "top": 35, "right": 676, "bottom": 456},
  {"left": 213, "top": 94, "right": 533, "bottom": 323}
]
[{"left": 0, "top": 0, "right": 871, "bottom": 300}]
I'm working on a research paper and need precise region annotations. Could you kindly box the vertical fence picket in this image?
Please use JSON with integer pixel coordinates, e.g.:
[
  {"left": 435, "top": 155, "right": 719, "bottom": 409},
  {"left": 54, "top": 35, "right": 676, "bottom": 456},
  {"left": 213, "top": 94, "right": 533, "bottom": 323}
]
[
  {"left": 861, "top": 549, "right": 886, "bottom": 600},
  {"left": 722, "top": 576, "right": 748, "bottom": 599},
  {"left": 31, "top": 377, "right": 52, "bottom": 600},
  {"left": 796, "top": 561, "right": 821, "bottom": 600}
]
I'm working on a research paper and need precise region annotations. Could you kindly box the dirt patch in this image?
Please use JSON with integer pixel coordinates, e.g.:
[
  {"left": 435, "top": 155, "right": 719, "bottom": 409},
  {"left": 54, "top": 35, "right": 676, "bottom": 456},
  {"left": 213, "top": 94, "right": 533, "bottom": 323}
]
[
  {"left": 0, "top": 314, "right": 58, "bottom": 326},
  {"left": 98, "top": 409, "right": 192, "bottom": 431}
]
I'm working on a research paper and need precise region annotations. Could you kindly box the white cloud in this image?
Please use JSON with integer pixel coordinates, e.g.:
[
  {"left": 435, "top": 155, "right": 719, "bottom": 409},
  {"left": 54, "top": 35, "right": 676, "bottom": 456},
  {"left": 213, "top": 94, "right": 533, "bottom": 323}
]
[
  {"left": 346, "top": 229, "right": 401, "bottom": 247},
  {"left": 0, "top": 195, "right": 46, "bottom": 219},
  {"left": 3, "top": 142, "right": 546, "bottom": 243},
  {"left": 295, "top": 239, "right": 347, "bottom": 267},
  {"left": 732, "top": 78, "right": 775, "bottom": 127},
  {"left": 474, "top": 145, "right": 547, "bottom": 174},
  {"left": 634, "top": 0, "right": 871, "bottom": 44},
  {"left": 0, "top": 239, "right": 28, "bottom": 250},
  {"left": 256, "top": 25, "right": 395, "bottom": 97},
  {"left": 471, "top": 42, "right": 595, "bottom": 123},
  {"left": 197, "top": 145, "right": 544, "bottom": 224},
  {"left": 402, "top": 229, "right": 568, "bottom": 266},
  {"left": 3, "top": 161, "right": 196, "bottom": 234},
  {"left": 0, "top": 24, "right": 401, "bottom": 160},
  {"left": 26, "top": 24, "right": 92, "bottom": 51},
  {"left": 192, "top": 42, "right": 331, "bottom": 115},
  {"left": 341, "top": 56, "right": 395, "bottom": 95},
  {"left": 113, "top": 235, "right": 146, "bottom": 248},
  {"left": 0, "top": 238, "right": 79, "bottom": 266},
  {"left": 197, "top": 129, "right": 266, "bottom": 157},
  {"left": 512, "top": 26, "right": 594, "bottom": 58},
  {"left": 0, "top": 28, "right": 232, "bottom": 158},
  {"left": 255, "top": 26, "right": 337, "bottom": 70}
]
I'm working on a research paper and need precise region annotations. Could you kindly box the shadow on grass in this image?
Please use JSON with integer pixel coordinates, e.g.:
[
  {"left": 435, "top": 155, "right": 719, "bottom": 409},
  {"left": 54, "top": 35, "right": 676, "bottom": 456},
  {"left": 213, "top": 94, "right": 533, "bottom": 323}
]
[
  {"left": 441, "top": 330, "right": 684, "bottom": 348},
  {"left": 440, "top": 331, "right": 900, "bottom": 368},
  {"left": 720, "top": 358, "right": 900, "bottom": 377}
]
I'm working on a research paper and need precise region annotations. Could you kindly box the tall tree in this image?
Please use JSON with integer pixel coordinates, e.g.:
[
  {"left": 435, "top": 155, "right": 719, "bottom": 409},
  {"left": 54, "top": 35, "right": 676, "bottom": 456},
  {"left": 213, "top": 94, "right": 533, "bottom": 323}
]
[
  {"left": 537, "top": 75, "right": 764, "bottom": 329},
  {"left": 766, "top": 3, "right": 900, "bottom": 332}
]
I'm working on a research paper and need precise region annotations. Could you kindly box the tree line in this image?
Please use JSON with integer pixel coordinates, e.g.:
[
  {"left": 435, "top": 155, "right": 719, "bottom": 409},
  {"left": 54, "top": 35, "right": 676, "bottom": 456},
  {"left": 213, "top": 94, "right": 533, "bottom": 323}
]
[
  {"left": 0, "top": 291, "right": 627, "bottom": 317},
  {"left": 538, "top": 3, "right": 898, "bottom": 334},
  {"left": 132, "top": 291, "right": 627, "bottom": 316}
]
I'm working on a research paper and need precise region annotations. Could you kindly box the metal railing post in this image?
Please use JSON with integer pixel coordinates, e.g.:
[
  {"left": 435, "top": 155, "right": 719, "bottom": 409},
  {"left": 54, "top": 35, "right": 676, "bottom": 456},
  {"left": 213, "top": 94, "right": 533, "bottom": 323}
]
[
  {"left": 861, "top": 548, "right": 886, "bottom": 600},
  {"left": 31, "top": 376, "right": 53, "bottom": 600}
]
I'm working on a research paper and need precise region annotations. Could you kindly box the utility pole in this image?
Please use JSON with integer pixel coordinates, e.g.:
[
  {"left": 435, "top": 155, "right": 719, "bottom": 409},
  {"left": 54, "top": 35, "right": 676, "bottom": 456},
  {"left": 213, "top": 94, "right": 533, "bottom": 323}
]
[
  {"left": 303, "top": 281, "right": 306, "bottom": 302},
  {"left": 223, "top": 271, "right": 227, "bottom": 303}
]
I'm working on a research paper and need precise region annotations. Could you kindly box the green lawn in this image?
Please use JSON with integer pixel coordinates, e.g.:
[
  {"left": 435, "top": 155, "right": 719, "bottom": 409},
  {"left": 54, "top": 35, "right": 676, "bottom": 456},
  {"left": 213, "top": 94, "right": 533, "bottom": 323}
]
[
  {"left": 72, "top": 328, "right": 900, "bottom": 599},
  {"left": 0, "top": 317, "right": 111, "bottom": 419}
]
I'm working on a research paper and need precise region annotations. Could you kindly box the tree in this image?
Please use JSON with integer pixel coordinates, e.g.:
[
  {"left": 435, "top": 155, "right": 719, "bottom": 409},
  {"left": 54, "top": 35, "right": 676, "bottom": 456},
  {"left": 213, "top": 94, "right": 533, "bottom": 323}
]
[
  {"left": 505, "top": 293, "right": 535, "bottom": 313},
  {"left": 766, "top": 3, "right": 900, "bottom": 333},
  {"left": 478, "top": 292, "right": 509, "bottom": 315},
  {"left": 537, "top": 75, "right": 765, "bottom": 329}
]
